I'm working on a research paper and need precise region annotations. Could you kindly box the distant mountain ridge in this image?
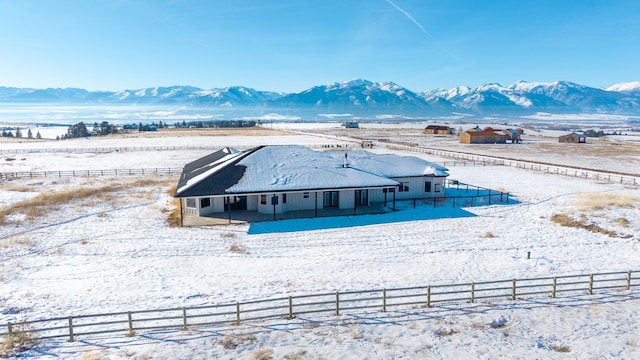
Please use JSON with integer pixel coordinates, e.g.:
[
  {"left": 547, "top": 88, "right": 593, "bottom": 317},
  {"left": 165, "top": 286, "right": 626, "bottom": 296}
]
[{"left": 1, "top": 79, "right": 639, "bottom": 117}]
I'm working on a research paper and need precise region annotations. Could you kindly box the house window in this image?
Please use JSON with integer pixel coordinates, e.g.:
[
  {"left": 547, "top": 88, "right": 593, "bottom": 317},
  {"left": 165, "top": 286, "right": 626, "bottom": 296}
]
[
  {"left": 282, "top": 193, "right": 287, "bottom": 204},
  {"left": 323, "top": 191, "right": 339, "bottom": 207},
  {"left": 186, "top": 198, "right": 196, "bottom": 208},
  {"left": 399, "top": 182, "right": 409, "bottom": 192},
  {"left": 200, "top": 197, "right": 211, "bottom": 208},
  {"left": 303, "top": 192, "right": 309, "bottom": 199},
  {"left": 260, "top": 194, "right": 267, "bottom": 205},
  {"left": 425, "top": 181, "right": 432, "bottom": 193},
  {"left": 434, "top": 183, "right": 441, "bottom": 192},
  {"left": 355, "top": 190, "right": 368, "bottom": 205}
]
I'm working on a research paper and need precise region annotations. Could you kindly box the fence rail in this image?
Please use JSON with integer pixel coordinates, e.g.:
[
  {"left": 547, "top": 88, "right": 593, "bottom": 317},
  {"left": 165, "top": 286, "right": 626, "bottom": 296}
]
[
  {"left": 383, "top": 143, "right": 640, "bottom": 187},
  {"left": 0, "top": 143, "right": 356, "bottom": 156},
  {"left": 0, "top": 167, "right": 183, "bottom": 180},
  {"left": 3, "top": 270, "right": 638, "bottom": 348}
]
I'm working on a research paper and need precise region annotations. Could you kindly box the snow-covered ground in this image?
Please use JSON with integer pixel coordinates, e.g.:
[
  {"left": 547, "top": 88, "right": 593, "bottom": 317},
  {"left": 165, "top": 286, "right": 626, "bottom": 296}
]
[{"left": 1, "top": 129, "right": 639, "bottom": 359}]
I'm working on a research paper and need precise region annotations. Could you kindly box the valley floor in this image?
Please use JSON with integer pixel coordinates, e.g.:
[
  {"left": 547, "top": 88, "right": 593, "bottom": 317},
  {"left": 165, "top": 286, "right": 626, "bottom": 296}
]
[{"left": 1, "top": 127, "right": 639, "bottom": 359}]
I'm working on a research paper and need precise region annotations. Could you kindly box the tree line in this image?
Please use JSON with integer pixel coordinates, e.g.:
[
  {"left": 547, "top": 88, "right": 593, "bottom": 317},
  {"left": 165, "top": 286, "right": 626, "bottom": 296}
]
[{"left": 1, "top": 127, "right": 41, "bottom": 139}]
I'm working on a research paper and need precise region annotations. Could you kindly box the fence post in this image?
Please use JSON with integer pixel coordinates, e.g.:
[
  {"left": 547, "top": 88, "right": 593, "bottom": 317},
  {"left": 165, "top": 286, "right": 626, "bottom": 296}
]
[
  {"left": 427, "top": 286, "right": 431, "bottom": 307},
  {"left": 182, "top": 308, "right": 188, "bottom": 331},
  {"left": 336, "top": 292, "right": 340, "bottom": 316},
  {"left": 588, "top": 274, "right": 593, "bottom": 295},
  {"left": 627, "top": 271, "right": 632, "bottom": 290},
  {"left": 470, "top": 283, "right": 475, "bottom": 303},
  {"left": 552, "top": 277, "right": 557, "bottom": 298},
  {"left": 382, "top": 289, "right": 387, "bottom": 312},
  {"left": 68, "top": 316, "right": 75, "bottom": 342},
  {"left": 288, "top": 296, "right": 293, "bottom": 319},
  {"left": 236, "top": 302, "right": 241, "bottom": 325},
  {"left": 512, "top": 279, "right": 516, "bottom": 300},
  {"left": 6, "top": 323, "right": 14, "bottom": 349},
  {"left": 128, "top": 311, "right": 134, "bottom": 336}
]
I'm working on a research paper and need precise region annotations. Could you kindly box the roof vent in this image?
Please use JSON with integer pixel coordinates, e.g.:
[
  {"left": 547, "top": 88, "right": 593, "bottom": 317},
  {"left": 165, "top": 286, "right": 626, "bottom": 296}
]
[{"left": 343, "top": 153, "right": 348, "bottom": 168}]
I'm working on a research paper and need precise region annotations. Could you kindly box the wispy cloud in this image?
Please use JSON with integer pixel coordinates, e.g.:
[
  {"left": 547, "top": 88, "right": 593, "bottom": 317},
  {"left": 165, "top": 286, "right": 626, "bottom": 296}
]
[{"left": 384, "top": 0, "right": 461, "bottom": 61}]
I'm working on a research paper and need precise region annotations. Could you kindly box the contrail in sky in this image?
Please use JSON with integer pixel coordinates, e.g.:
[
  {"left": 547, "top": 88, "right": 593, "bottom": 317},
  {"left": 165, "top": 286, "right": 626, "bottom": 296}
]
[
  {"left": 385, "top": 0, "right": 433, "bottom": 38},
  {"left": 384, "top": 0, "right": 461, "bottom": 61}
]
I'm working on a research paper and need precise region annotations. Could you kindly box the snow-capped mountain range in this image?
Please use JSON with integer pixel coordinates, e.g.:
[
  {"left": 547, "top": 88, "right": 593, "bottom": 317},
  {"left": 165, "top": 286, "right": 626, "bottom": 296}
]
[{"left": 1, "top": 79, "right": 639, "bottom": 117}]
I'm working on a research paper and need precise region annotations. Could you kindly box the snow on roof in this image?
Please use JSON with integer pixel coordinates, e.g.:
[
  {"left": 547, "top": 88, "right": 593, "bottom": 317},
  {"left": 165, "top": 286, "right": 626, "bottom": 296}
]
[
  {"left": 228, "top": 146, "right": 398, "bottom": 193},
  {"left": 337, "top": 150, "right": 449, "bottom": 178},
  {"left": 177, "top": 145, "right": 448, "bottom": 196}
]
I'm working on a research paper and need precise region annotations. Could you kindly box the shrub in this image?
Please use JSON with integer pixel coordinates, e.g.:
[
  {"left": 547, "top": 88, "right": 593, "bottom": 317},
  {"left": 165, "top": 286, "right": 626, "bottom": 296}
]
[
  {"left": 252, "top": 349, "right": 274, "bottom": 360},
  {"left": 165, "top": 185, "right": 182, "bottom": 227},
  {"left": 229, "top": 243, "right": 248, "bottom": 254},
  {"left": 551, "top": 214, "right": 617, "bottom": 237},
  {"left": 551, "top": 345, "right": 571, "bottom": 353},
  {"left": 1, "top": 324, "right": 38, "bottom": 356}
]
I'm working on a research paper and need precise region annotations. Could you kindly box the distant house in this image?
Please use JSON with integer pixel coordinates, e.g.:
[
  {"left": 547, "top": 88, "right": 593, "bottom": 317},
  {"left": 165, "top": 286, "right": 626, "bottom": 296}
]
[
  {"left": 460, "top": 129, "right": 508, "bottom": 144},
  {"left": 423, "top": 125, "right": 451, "bottom": 135},
  {"left": 559, "top": 133, "right": 586, "bottom": 143},
  {"left": 502, "top": 128, "right": 522, "bottom": 143},
  {"left": 343, "top": 122, "right": 359, "bottom": 129},
  {"left": 174, "top": 145, "right": 449, "bottom": 225}
]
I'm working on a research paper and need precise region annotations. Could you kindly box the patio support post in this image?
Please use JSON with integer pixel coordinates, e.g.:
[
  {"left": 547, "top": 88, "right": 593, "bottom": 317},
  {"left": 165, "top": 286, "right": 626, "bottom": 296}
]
[
  {"left": 354, "top": 191, "right": 357, "bottom": 214},
  {"left": 393, "top": 188, "right": 396, "bottom": 211},
  {"left": 227, "top": 196, "right": 231, "bottom": 224},
  {"left": 315, "top": 192, "right": 318, "bottom": 217}
]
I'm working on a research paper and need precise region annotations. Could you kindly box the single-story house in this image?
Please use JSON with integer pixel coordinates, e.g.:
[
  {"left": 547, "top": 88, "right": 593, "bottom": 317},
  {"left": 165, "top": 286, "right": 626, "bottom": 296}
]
[
  {"left": 423, "top": 125, "right": 451, "bottom": 135},
  {"left": 343, "top": 122, "right": 359, "bottom": 128},
  {"left": 174, "top": 145, "right": 449, "bottom": 224},
  {"left": 460, "top": 129, "right": 508, "bottom": 144},
  {"left": 559, "top": 133, "right": 586, "bottom": 143}
]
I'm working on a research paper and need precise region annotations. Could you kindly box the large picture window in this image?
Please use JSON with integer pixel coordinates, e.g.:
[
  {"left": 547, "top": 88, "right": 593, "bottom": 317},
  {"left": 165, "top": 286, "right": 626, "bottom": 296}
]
[
  {"left": 323, "top": 191, "right": 339, "bottom": 207},
  {"left": 355, "top": 190, "right": 368, "bottom": 205},
  {"left": 200, "top": 197, "right": 211, "bottom": 208}
]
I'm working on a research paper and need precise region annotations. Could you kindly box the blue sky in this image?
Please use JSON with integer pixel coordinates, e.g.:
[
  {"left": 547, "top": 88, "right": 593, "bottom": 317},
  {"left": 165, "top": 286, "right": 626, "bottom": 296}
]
[{"left": 1, "top": 0, "right": 638, "bottom": 93}]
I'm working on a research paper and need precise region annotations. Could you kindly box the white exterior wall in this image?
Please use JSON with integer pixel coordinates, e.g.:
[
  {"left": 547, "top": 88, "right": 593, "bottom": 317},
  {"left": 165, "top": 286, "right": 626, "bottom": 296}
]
[
  {"left": 182, "top": 178, "right": 447, "bottom": 218},
  {"left": 211, "top": 197, "right": 225, "bottom": 213},
  {"left": 246, "top": 195, "right": 258, "bottom": 211},
  {"left": 339, "top": 189, "right": 354, "bottom": 209},
  {"left": 284, "top": 191, "right": 319, "bottom": 211},
  {"left": 369, "top": 187, "right": 395, "bottom": 203},
  {"left": 392, "top": 176, "right": 447, "bottom": 200}
]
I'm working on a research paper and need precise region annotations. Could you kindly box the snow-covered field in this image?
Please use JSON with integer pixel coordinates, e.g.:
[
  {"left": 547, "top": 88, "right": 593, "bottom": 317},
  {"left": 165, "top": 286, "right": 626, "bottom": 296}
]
[{"left": 1, "top": 127, "right": 639, "bottom": 359}]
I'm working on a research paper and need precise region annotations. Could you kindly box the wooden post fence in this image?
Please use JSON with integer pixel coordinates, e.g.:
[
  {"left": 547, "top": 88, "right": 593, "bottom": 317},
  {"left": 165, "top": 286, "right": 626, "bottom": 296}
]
[{"left": 2, "top": 270, "right": 638, "bottom": 345}]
